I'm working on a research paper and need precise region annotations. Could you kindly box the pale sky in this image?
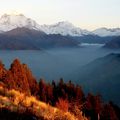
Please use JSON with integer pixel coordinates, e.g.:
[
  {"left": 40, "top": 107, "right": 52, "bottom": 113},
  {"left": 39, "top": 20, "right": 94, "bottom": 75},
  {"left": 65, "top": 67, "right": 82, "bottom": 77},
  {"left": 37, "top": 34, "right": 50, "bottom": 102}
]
[{"left": 0, "top": 0, "right": 120, "bottom": 30}]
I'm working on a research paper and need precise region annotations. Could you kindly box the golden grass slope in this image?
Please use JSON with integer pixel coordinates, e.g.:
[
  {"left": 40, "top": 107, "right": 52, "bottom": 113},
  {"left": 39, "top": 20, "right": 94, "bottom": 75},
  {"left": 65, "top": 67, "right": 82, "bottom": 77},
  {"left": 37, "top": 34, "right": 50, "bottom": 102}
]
[{"left": 0, "top": 84, "right": 87, "bottom": 120}]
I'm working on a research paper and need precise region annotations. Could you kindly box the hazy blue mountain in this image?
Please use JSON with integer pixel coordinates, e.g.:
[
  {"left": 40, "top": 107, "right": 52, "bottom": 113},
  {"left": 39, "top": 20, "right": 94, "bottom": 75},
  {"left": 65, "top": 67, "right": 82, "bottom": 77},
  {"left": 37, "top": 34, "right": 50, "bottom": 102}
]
[
  {"left": 72, "top": 35, "right": 114, "bottom": 44},
  {"left": 104, "top": 36, "right": 120, "bottom": 49},
  {"left": 71, "top": 53, "right": 120, "bottom": 105}
]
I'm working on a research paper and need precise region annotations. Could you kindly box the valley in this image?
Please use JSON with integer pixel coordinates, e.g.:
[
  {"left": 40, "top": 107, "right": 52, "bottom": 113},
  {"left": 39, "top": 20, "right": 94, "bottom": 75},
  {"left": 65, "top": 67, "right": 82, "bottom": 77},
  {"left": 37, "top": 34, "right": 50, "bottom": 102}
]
[{"left": 0, "top": 45, "right": 120, "bottom": 106}]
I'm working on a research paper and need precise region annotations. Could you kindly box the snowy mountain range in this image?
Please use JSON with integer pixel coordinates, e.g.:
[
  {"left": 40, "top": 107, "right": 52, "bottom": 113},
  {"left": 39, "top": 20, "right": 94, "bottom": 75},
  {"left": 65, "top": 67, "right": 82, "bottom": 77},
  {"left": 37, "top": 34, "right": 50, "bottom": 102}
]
[
  {"left": 0, "top": 13, "right": 120, "bottom": 37},
  {"left": 40, "top": 21, "right": 92, "bottom": 36},
  {"left": 93, "top": 28, "right": 120, "bottom": 37}
]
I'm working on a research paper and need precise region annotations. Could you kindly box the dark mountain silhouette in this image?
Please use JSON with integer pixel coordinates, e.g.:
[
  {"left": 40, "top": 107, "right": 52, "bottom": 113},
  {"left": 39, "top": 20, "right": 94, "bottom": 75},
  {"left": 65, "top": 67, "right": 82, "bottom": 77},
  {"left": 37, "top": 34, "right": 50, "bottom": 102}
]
[
  {"left": 73, "top": 35, "right": 114, "bottom": 44},
  {"left": 0, "top": 27, "right": 79, "bottom": 50},
  {"left": 71, "top": 53, "right": 120, "bottom": 105},
  {"left": 104, "top": 36, "right": 120, "bottom": 49},
  {"left": 0, "top": 27, "right": 117, "bottom": 50}
]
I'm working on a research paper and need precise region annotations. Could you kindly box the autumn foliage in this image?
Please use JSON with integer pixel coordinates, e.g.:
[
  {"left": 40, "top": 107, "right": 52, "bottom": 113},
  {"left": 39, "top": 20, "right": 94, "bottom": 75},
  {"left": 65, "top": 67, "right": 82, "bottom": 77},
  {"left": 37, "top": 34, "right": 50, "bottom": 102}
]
[
  {"left": 0, "top": 59, "right": 39, "bottom": 96},
  {"left": 0, "top": 59, "right": 119, "bottom": 120}
]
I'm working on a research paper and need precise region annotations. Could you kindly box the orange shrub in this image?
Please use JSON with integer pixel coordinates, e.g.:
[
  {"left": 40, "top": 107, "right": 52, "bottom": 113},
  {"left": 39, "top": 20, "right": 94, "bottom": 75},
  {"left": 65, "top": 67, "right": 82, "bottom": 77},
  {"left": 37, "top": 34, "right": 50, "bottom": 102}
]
[{"left": 56, "top": 98, "right": 69, "bottom": 112}]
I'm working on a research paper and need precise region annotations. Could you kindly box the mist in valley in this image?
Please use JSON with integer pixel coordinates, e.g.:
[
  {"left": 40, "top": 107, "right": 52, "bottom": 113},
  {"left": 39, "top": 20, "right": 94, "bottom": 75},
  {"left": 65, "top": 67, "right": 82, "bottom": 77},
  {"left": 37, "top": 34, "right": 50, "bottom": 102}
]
[
  {"left": 0, "top": 45, "right": 112, "bottom": 80},
  {"left": 0, "top": 44, "right": 120, "bottom": 105}
]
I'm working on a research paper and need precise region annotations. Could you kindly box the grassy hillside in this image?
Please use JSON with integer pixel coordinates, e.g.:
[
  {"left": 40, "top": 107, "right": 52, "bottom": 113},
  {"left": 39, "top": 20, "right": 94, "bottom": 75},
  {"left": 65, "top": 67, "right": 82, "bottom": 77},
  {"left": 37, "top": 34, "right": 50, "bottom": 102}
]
[{"left": 0, "top": 83, "right": 86, "bottom": 120}]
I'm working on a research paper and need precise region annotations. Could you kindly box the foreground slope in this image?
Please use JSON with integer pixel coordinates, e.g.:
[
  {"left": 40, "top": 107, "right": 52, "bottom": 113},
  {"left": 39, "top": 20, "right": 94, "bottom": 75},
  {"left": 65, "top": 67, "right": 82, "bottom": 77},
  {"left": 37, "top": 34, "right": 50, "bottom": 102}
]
[
  {"left": 0, "top": 85, "right": 80, "bottom": 120},
  {"left": 0, "top": 59, "right": 87, "bottom": 120}
]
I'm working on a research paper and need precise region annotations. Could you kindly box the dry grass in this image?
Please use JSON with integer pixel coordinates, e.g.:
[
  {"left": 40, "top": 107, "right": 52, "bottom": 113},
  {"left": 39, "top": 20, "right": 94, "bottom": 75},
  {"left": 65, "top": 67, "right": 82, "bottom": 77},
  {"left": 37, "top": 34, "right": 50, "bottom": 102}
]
[
  {"left": 56, "top": 98, "right": 69, "bottom": 112},
  {"left": 0, "top": 85, "right": 87, "bottom": 120}
]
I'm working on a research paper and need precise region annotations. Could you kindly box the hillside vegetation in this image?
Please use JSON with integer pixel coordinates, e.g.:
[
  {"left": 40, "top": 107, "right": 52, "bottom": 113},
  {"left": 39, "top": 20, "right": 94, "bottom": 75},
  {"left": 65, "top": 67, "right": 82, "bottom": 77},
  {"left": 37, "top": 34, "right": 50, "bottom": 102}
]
[
  {"left": 0, "top": 59, "right": 119, "bottom": 120},
  {"left": 0, "top": 84, "right": 84, "bottom": 120}
]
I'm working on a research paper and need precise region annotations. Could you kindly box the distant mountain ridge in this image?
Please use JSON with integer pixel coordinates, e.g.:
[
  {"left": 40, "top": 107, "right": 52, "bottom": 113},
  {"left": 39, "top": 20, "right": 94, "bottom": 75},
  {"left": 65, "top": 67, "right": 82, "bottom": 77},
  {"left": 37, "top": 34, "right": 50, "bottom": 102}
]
[
  {"left": 0, "top": 13, "right": 119, "bottom": 49},
  {"left": 0, "top": 27, "right": 79, "bottom": 50},
  {"left": 71, "top": 53, "right": 120, "bottom": 105},
  {"left": 104, "top": 36, "right": 120, "bottom": 49},
  {"left": 0, "top": 13, "right": 120, "bottom": 37}
]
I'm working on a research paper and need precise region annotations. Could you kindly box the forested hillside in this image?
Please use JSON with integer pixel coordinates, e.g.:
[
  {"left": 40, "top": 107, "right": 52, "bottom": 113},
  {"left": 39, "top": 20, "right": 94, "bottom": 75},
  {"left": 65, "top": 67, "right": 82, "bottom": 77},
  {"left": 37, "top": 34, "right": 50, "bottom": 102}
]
[{"left": 0, "top": 59, "right": 119, "bottom": 120}]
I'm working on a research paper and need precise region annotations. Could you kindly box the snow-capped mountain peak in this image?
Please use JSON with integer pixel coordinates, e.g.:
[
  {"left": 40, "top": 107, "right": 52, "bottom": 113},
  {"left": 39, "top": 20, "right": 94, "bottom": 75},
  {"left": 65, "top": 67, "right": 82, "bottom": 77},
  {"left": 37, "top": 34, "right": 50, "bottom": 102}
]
[
  {"left": 0, "top": 13, "right": 120, "bottom": 37},
  {"left": 0, "top": 14, "right": 40, "bottom": 31},
  {"left": 52, "top": 21, "right": 75, "bottom": 28},
  {"left": 40, "top": 21, "right": 92, "bottom": 36},
  {"left": 93, "top": 27, "right": 120, "bottom": 37}
]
